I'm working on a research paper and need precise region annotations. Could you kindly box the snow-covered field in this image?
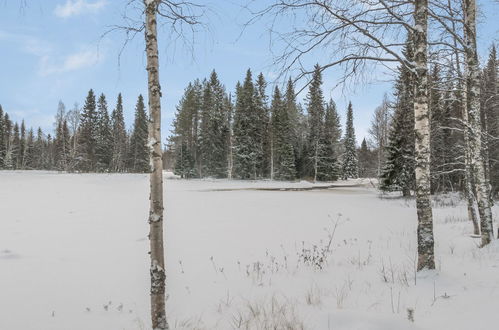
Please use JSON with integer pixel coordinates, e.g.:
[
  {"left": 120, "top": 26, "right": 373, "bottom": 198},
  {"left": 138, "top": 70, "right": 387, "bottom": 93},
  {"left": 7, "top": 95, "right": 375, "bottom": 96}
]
[{"left": 0, "top": 171, "right": 498, "bottom": 330}]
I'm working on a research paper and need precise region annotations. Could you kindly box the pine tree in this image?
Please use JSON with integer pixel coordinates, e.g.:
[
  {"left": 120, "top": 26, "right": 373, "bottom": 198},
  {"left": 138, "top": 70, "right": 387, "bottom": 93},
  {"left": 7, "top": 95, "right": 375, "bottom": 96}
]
[
  {"left": 317, "top": 99, "right": 341, "bottom": 181},
  {"left": 78, "top": 89, "right": 98, "bottom": 171},
  {"left": 270, "top": 86, "right": 296, "bottom": 180},
  {"left": 341, "top": 102, "right": 358, "bottom": 179},
  {"left": 129, "top": 94, "right": 149, "bottom": 173},
  {"left": 96, "top": 93, "right": 113, "bottom": 171},
  {"left": 111, "top": 93, "right": 128, "bottom": 172},
  {"left": 306, "top": 64, "right": 326, "bottom": 181}
]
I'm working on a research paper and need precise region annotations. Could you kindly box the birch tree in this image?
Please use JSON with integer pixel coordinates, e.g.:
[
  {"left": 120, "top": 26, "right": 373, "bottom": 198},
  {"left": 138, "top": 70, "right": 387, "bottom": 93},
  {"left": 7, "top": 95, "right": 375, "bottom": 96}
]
[
  {"left": 463, "top": 0, "right": 494, "bottom": 245},
  {"left": 250, "top": 0, "right": 436, "bottom": 270}
]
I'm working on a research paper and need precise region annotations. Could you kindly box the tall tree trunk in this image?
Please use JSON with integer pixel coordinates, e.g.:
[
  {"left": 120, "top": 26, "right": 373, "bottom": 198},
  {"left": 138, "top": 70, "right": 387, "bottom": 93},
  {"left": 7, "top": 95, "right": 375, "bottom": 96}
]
[
  {"left": 144, "top": 1, "right": 168, "bottom": 329},
  {"left": 462, "top": 87, "right": 480, "bottom": 235},
  {"left": 463, "top": 0, "right": 494, "bottom": 246},
  {"left": 413, "top": 0, "right": 435, "bottom": 271}
]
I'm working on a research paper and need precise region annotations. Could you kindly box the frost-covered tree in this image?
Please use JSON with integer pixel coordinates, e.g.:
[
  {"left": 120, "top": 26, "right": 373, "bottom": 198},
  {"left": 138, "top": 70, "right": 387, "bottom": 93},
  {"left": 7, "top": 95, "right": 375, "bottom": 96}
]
[
  {"left": 198, "top": 71, "right": 230, "bottom": 177},
  {"left": 233, "top": 70, "right": 260, "bottom": 179},
  {"left": 96, "top": 93, "right": 113, "bottom": 171},
  {"left": 78, "top": 89, "right": 98, "bottom": 171},
  {"left": 306, "top": 64, "right": 326, "bottom": 182},
  {"left": 358, "top": 138, "right": 376, "bottom": 178},
  {"left": 111, "top": 93, "right": 128, "bottom": 172},
  {"left": 481, "top": 46, "right": 498, "bottom": 199},
  {"left": 369, "top": 94, "right": 391, "bottom": 177},
  {"left": 317, "top": 99, "right": 341, "bottom": 181},
  {"left": 341, "top": 102, "right": 358, "bottom": 179},
  {"left": 128, "top": 94, "right": 149, "bottom": 173},
  {"left": 270, "top": 86, "right": 296, "bottom": 180},
  {"left": 380, "top": 39, "right": 415, "bottom": 196},
  {"left": 172, "top": 81, "right": 202, "bottom": 177},
  {"left": 463, "top": 0, "right": 494, "bottom": 245}
]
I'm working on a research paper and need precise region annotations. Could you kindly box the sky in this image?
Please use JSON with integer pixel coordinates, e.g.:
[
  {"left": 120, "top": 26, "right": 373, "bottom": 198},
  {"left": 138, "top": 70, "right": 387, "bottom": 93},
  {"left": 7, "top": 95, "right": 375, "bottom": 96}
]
[{"left": 0, "top": 0, "right": 498, "bottom": 144}]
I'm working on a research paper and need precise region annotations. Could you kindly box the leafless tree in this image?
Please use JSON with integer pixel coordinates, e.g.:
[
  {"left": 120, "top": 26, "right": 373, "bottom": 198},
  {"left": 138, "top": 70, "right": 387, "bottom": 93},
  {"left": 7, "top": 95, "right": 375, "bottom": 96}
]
[
  {"left": 427, "top": 0, "right": 494, "bottom": 244},
  {"left": 248, "top": 0, "right": 436, "bottom": 270},
  {"left": 369, "top": 93, "right": 392, "bottom": 177},
  {"left": 107, "top": 1, "right": 208, "bottom": 328}
]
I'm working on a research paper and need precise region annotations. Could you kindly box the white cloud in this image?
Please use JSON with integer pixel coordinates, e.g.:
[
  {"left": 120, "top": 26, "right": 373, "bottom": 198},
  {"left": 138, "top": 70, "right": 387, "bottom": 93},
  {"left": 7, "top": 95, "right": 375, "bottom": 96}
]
[
  {"left": 39, "top": 48, "right": 103, "bottom": 76},
  {"left": 54, "top": 0, "right": 107, "bottom": 18}
]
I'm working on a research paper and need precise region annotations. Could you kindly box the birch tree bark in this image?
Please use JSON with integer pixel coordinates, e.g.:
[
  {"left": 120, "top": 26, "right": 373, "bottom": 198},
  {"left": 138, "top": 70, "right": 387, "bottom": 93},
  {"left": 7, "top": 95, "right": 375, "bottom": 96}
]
[
  {"left": 414, "top": 0, "right": 435, "bottom": 270},
  {"left": 462, "top": 87, "right": 480, "bottom": 235},
  {"left": 463, "top": 0, "right": 494, "bottom": 246},
  {"left": 144, "top": 0, "right": 168, "bottom": 328}
]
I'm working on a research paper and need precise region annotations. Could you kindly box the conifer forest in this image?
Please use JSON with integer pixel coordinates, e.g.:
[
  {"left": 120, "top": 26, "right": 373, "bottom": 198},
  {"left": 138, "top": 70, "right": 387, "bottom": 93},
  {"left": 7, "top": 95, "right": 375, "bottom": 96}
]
[{"left": 0, "top": 1, "right": 498, "bottom": 330}]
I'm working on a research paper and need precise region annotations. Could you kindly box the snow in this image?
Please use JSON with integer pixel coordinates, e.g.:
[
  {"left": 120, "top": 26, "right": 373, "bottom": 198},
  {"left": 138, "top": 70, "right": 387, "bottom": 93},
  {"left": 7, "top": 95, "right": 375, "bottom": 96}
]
[{"left": 0, "top": 171, "right": 498, "bottom": 330}]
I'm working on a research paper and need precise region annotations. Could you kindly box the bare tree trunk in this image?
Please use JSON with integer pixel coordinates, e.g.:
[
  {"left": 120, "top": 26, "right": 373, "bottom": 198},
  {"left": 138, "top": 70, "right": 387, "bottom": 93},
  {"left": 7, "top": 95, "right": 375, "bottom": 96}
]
[
  {"left": 144, "top": 0, "right": 168, "bottom": 329},
  {"left": 414, "top": 0, "right": 435, "bottom": 271},
  {"left": 462, "top": 88, "right": 480, "bottom": 235},
  {"left": 463, "top": 0, "right": 494, "bottom": 246}
]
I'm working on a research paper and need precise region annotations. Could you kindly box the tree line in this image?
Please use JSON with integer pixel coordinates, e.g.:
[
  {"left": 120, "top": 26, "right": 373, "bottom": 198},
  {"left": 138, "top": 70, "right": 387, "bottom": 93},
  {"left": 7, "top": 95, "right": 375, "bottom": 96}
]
[
  {"left": 375, "top": 44, "right": 498, "bottom": 202},
  {"left": 0, "top": 90, "right": 151, "bottom": 173},
  {"left": 168, "top": 67, "right": 363, "bottom": 181}
]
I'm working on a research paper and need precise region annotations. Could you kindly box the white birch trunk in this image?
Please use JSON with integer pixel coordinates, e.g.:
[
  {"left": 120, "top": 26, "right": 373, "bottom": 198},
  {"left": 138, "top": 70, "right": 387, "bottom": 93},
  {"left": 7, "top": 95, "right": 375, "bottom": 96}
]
[
  {"left": 144, "top": 1, "right": 168, "bottom": 329},
  {"left": 463, "top": 0, "right": 494, "bottom": 246},
  {"left": 413, "top": 0, "right": 435, "bottom": 270},
  {"left": 461, "top": 85, "right": 480, "bottom": 235}
]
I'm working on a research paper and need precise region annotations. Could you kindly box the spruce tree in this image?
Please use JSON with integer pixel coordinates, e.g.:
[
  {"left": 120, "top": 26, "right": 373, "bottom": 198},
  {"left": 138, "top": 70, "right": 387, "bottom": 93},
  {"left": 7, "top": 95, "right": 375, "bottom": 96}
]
[
  {"left": 284, "top": 79, "right": 306, "bottom": 177},
  {"left": 20, "top": 120, "right": 26, "bottom": 169},
  {"left": 129, "top": 94, "right": 149, "bottom": 173},
  {"left": 255, "top": 73, "right": 270, "bottom": 177},
  {"left": 270, "top": 86, "right": 296, "bottom": 180},
  {"left": 317, "top": 99, "right": 341, "bottom": 181},
  {"left": 172, "top": 82, "right": 201, "bottom": 178},
  {"left": 111, "top": 93, "right": 128, "bottom": 172},
  {"left": 12, "top": 122, "right": 21, "bottom": 169},
  {"left": 380, "top": 41, "right": 415, "bottom": 196},
  {"left": 306, "top": 64, "right": 326, "bottom": 181},
  {"left": 198, "top": 71, "right": 230, "bottom": 177},
  {"left": 3, "top": 114, "right": 13, "bottom": 169},
  {"left": 341, "top": 102, "right": 358, "bottom": 179},
  {"left": 55, "top": 118, "right": 71, "bottom": 171},
  {"left": 96, "top": 93, "right": 112, "bottom": 171},
  {"left": 78, "top": 89, "right": 98, "bottom": 171},
  {"left": 233, "top": 70, "right": 260, "bottom": 179},
  {"left": 25, "top": 128, "right": 35, "bottom": 169},
  {"left": 358, "top": 138, "right": 376, "bottom": 178}
]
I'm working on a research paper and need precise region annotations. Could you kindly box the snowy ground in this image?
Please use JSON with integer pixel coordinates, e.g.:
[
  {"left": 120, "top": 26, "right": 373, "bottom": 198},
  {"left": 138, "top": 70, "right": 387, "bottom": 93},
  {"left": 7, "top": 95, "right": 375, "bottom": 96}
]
[{"left": 0, "top": 171, "right": 498, "bottom": 330}]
